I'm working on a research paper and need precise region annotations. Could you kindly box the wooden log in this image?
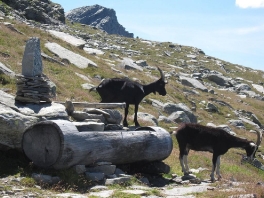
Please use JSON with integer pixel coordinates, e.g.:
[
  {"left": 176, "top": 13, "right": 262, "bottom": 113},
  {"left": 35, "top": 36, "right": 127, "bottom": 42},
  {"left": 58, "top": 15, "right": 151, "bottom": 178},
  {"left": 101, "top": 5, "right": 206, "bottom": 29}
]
[
  {"left": 55, "top": 101, "right": 126, "bottom": 109},
  {"left": 22, "top": 120, "right": 173, "bottom": 169}
]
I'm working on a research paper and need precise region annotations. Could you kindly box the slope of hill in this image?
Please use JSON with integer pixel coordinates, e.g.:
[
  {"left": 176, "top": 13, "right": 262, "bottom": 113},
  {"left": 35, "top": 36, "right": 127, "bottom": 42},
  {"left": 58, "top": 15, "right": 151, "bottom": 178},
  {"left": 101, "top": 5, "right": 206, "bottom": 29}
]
[{"left": 0, "top": 1, "right": 264, "bottom": 197}]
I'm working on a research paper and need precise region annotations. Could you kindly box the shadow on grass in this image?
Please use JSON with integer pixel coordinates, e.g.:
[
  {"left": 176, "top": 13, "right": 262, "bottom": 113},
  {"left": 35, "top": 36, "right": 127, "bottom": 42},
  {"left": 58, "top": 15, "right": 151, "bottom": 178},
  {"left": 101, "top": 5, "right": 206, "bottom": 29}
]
[{"left": 0, "top": 149, "right": 31, "bottom": 177}]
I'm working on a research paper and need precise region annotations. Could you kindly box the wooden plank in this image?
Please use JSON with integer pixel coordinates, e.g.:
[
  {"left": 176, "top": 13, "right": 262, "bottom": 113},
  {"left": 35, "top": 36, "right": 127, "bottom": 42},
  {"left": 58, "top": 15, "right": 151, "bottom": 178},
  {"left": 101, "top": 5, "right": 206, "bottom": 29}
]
[{"left": 55, "top": 101, "right": 126, "bottom": 109}]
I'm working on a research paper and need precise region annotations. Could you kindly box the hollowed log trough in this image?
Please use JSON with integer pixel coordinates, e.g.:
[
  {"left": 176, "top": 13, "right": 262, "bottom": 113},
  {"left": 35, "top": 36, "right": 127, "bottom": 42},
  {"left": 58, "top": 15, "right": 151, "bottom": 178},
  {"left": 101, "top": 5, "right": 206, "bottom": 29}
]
[{"left": 22, "top": 120, "right": 173, "bottom": 169}]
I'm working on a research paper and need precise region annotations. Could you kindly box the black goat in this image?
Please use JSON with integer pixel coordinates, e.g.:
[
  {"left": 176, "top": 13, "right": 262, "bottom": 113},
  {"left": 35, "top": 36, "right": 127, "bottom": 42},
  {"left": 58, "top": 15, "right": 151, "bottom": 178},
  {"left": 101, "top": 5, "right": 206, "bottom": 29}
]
[
  {"left": 90, "top": 67, "right": 167, "bottom": 127},
  {"left": 175, "top": 123, "right": 262, "bottom": 181}
]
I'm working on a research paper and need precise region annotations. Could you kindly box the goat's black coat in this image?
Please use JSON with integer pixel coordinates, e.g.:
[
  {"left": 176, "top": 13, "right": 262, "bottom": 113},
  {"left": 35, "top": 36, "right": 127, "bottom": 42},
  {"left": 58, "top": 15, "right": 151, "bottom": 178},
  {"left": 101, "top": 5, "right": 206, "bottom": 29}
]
[
  {"left": 91, "top": 69, "right": 167, "bottom": 127},
  {"left": 176, "top": 123, "right": 256, "bottom": 156},
  {"left": 175, "top": 123, "right": 259, "bottom": 181}
]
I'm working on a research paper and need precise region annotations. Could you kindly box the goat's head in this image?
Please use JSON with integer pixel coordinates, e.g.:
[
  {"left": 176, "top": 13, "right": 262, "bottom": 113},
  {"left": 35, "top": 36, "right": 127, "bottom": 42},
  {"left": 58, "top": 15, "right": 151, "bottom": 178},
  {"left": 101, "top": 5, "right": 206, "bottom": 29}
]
[
  {"left": 154, "top": 67, "right": 168, "bottom": 96},
  {"left": 244, "top": 129, "right": 262, "bottom": 161}
]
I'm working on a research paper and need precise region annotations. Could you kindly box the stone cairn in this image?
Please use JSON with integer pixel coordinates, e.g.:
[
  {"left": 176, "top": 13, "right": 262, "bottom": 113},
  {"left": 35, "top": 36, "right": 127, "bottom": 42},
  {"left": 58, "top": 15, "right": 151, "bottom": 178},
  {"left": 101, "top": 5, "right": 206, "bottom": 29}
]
[{"left": 15, "top": 37, "right": 56, "bottom": 103}]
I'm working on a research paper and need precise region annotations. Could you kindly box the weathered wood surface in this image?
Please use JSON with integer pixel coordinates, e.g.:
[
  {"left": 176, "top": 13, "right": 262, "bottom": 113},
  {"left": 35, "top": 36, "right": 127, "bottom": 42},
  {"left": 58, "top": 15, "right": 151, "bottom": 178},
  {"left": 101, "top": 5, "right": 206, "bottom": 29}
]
[
  {"left": 22, "top": 120, "right": 173, "bottom": 169},
  {"left": 56, "top": 101, "right": 126, "bottom": 109}
]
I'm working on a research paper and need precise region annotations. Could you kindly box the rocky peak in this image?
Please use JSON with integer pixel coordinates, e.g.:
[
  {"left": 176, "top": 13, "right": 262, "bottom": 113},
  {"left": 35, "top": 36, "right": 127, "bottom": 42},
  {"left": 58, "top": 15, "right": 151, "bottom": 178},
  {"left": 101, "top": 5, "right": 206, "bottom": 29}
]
[
  {"left": 1, "top": 0, "right": 65, "bottom": 25},
  {"left": 66, "top": 4, "right": 134, "bottom": 38}
]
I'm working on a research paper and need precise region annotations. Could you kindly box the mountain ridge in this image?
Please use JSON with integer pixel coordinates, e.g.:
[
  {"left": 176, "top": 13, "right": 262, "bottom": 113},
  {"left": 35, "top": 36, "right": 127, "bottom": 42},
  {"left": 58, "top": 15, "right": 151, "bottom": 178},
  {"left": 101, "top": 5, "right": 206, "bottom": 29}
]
[
  {"left": 0, "top": 1, "right": 264, "bottom": 196},
  {"left": 66, "top": 4, "right": 134, "bottom": 38}
]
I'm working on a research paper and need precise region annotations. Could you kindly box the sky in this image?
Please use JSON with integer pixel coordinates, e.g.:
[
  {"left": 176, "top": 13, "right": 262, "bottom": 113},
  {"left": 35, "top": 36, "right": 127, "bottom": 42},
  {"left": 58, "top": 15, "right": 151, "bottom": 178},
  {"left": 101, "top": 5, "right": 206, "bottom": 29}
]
[{"left": 52, "top": 0, "right": 264, "bottom": 72}]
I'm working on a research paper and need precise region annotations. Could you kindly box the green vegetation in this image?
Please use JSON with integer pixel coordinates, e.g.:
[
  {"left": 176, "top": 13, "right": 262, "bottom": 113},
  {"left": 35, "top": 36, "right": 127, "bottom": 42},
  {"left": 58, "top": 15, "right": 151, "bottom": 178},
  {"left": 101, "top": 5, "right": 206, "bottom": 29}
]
[{"left": 0, "top": 6, "right": 264, "bottom": 197}]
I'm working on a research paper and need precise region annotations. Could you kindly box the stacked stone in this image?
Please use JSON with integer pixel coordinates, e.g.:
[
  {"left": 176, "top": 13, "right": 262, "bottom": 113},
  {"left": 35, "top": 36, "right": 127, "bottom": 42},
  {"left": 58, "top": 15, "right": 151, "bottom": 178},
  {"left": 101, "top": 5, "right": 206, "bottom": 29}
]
[
  {"left": 15, "top": 37, "right": 56, "bottom": 103},
  {"left": 15, "top": 74, "right": 56, "bottom": 103}
]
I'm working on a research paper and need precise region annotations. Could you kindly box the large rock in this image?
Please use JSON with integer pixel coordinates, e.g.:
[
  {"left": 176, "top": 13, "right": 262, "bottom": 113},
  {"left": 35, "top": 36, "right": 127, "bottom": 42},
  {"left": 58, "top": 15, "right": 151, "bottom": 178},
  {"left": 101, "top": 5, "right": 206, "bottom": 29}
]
[
  {"left": 235, "top": 83, "right": 251, "bottom": 91},
  {"left": 239, "top": 117, "right": 260, "bottom": 129},
  {"left": 118, "top": 58, "right": 143, "bottom": 71},
  {"left": 252, "top": 84, "right": 264, "bottom": 94},
  {"left": 0, "top": 62, "right": 15, "bottom": 77},
  {"left": 45, "top": 42, "right": 97, "bottom": 68},
  {"left": 163, "top": 103, "right": 197, "bottom": 123},
  {"left": 136, "top": 112, "right": 158, "bottom": 126},
  {"left": 71, "top": 111, "right": 106, "bottom": 123},
  {"left": 102, "top": 109, "right": 123, "bottom": 124},
  {"left": 2, "top": 0, "right": 65, "bottom": 24},
  {"left": 66, "top": 5, "right": 133, "bottom": 38},
  {"left": 22, "top": 37, "right": 42, "bottom": 77},
  {"left": 48, "top": 30, "right": 86, "bottom": 48},
  {"left": 0, "top": 103, "right": 38, "bottom": 150},
  {"left": 206, "top": 73, "right": 232, "bottom": 87},
  {"left": 179, "top": 76, "right": 208, "bottom": 92},
  {"left": 150, "top": 99, "right": 164, "bottom": 110},
  {"left": 72, "top": 121, "right": 104, "bottom": 132},
  {"left": 228, "top": 120, "right": 245, "bottom": 129},
  {"left": 168, "top": 111, "right": 191, "bottom": 123},
  {"left": 83, "top": 47, "right": 105, "bottom": 55},
  {"left": 205, "top": 102, "right": 219, "bottom": 112},
  {"left": 0, "top": 90, "right": 68, "bottom": 150}
]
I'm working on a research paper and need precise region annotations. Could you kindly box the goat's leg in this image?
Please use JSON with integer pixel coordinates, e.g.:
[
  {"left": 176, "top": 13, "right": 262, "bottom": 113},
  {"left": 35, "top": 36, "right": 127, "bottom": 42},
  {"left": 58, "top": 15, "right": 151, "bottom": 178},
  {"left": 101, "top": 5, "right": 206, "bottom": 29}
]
[
  {"left": 123, "top": 104, "right": 129, "bottom": 127},
  {"left": 215, "top": 156, "right": 222, "bottom": 180},
  {"left": 179, "top": 147, "right": 190, "bottom": 175},
  {"left": 183, "top": 155, "right": 190, "bottom": 174},
  {"left": 134, "top": 104, "right": 140, "bottom": 127},
  {"left": 210, "top": 154, "right": 220, "bottom": 182},
  {"left": 179, "top": 154, "right": 187, "bottom": 174}
]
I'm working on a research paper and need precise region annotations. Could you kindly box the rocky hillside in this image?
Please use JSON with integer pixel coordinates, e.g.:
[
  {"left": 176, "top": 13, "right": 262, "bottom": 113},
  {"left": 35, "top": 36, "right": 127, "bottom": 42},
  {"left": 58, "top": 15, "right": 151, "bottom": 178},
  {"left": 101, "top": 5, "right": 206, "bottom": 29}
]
[
  {"left": 0, "top": 0, "right": 264, "bottom": 197},
  {"left": 0, "top": 0, "right": 65, "bottom": 24},
  {"left": 66, "top": 4, "right": 134, "bottom": 38}
]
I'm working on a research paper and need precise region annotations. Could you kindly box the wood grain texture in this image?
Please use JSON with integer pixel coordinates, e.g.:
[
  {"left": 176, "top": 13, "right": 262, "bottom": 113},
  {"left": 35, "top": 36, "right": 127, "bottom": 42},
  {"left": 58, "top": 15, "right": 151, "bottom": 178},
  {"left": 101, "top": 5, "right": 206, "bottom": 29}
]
[{"left": 22, "top": 120, "right": 173, "bottom": 169}]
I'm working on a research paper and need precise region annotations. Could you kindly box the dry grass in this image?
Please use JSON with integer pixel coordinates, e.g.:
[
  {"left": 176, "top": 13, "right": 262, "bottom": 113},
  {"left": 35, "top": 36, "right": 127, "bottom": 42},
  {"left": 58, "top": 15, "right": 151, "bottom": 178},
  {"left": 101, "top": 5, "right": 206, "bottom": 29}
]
[{"left": 0, "top": 15, "right": 264, "bottom": 197}]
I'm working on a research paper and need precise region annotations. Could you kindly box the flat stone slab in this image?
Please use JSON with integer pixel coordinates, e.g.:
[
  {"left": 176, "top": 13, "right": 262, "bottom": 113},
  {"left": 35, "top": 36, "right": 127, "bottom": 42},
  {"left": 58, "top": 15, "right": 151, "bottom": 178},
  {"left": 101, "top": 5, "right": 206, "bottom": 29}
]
[
  {"left": 118, "top": 58, "right": 143, "bottom": 71},
  {"left": 180, "top": 76, "right": 208, "bottom": 92},
  {"left": 0, "top": 62, "right": 15, "bottom": 77},
  {"left": 48, "top": 30, "right": 86, "bottom": 48},
  {"left": 252, "top": 84, "right": 264, "bottom": 94},
  {"left": 45, "top": 42, "right": 97, "bottom": 68},
  {"left": 105, "top": 176, "right": 132, "bottom": 185},
  {"left": 89, "top": 190, "right": 114, "bottom": 198},
  {"left": 55, "top": 193, "right": 89, "bottom": 198},
  {"left": 84, "top": 47, "right": 105, "bottom": 55},
  {"left": 121, "top": 189, "right": 147, "bottom": 195},
  {"left": 0, "top": 90, "right": 67, "bottom": 118},
  {"left": 72, "top": 121, "right": 104, "bottom": 131},
  {"left": 75, "top": 72, "right": 91, "bottom": 82},
  {"left": 162, "top": 182, "right": 210, "bottom": 196},
  {"left": 86, "top": 165, "right": 116, "bottom": 175}
]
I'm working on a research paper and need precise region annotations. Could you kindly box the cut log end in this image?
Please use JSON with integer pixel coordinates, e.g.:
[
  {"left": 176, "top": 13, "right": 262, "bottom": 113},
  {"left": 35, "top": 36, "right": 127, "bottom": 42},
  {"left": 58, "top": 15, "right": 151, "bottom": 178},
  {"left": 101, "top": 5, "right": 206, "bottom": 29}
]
[{"left": 22, "top": 122, "right": 62, "bottom": 167}]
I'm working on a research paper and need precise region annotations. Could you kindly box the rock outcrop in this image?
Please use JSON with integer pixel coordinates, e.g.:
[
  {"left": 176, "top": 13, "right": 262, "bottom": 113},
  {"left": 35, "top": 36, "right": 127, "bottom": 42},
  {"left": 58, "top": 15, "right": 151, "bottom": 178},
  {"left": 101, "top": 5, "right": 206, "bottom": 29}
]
[
  {"left": 1, "top": 0, "right": 65, "bottom": 24},
  {"left": 66, "top": 4, "right": 133, "bottom": 38}
]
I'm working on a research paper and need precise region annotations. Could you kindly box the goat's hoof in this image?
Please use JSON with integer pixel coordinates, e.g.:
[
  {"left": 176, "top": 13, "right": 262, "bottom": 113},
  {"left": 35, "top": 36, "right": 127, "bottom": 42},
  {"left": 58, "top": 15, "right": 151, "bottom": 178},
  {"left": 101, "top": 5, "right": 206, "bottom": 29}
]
[
  {"left": 135, "top": 123, "right": 140, "bottom": 127},
  {"left": 210, "top": 178, "right": 216, "bottom": 183}
]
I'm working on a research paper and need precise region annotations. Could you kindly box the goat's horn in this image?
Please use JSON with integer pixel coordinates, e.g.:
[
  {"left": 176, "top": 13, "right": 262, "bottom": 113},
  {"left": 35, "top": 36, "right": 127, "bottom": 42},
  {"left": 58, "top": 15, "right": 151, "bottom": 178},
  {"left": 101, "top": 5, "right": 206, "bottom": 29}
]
[
  {"left": 256, "top": 129, "right": 263, "bottom": 147},
  {"left": 158, "top": 67, "right": 167, "bottom": 83}
]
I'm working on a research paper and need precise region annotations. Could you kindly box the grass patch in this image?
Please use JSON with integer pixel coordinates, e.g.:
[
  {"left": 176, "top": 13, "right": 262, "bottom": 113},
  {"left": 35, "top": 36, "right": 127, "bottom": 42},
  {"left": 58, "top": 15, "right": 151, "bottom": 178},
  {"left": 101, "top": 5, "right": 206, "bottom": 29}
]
[
  {"left": 0, "top": 10, "right": 264, "bottom": 198},
  {"left": 111, "top": 191, "right": 141, "bottom": 198}
]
